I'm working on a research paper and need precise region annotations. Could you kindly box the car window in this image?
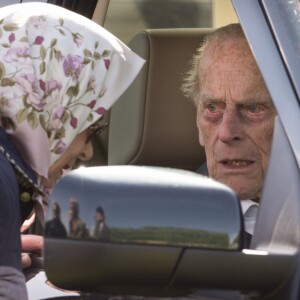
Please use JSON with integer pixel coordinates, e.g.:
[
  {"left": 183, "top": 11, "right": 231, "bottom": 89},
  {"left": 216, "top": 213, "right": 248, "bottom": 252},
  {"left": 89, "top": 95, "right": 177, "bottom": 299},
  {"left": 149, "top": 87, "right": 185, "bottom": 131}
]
[
  {"left": 262, "top": 0, "right": 300, "bottom": 106},
  {"left": 0, "top": 0, "right": 212, "bottom": 45},
  {"left": 0, "top": 0, "right": 47, "bottom": 7},
  {"left": 104, "top": 0, "right": 212, "bottom": 44}
]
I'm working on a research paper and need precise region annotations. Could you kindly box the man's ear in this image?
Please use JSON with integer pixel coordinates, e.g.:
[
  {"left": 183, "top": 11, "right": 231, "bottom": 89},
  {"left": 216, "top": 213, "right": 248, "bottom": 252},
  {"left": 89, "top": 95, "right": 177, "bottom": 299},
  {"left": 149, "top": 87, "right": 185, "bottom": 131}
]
[{"left": 196, "top": 105, "right": 205, "bottom": 146}]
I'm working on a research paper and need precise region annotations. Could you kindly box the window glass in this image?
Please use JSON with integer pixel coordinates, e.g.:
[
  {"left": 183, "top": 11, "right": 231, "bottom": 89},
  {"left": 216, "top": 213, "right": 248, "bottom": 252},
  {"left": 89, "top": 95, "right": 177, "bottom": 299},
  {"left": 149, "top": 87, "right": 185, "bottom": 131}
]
[
  {"left": 0, "top": 0, "right": 47, "bottom": 7},
  {"left": 104, "top": 0, "right": 212, "bottom": 44},
  {"left": 263, "top": 0, "right": 300, "bottom": 104}
]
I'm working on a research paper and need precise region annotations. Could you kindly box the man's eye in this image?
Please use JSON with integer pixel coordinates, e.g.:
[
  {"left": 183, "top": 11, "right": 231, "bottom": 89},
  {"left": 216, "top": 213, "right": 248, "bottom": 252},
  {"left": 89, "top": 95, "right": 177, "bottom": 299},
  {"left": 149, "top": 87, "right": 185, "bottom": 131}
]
[
  {"left": 207, "top": 103, "right": 219, "bottom": 112},
  {"left": 246, "top": 104, "right": 263, "bottom": 113}
]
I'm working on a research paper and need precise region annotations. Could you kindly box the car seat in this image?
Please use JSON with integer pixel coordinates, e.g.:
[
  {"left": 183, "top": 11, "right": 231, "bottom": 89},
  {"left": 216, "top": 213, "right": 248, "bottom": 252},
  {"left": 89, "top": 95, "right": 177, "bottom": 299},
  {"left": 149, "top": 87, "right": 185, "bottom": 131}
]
[{"left": 105, "top": 28, "right": 212, "bottom": 171}]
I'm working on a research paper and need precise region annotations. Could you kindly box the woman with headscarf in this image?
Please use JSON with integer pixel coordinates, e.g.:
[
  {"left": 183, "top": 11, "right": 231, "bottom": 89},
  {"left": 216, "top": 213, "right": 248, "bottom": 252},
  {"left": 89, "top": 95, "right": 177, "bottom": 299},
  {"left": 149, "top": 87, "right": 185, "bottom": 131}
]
[{"left": 0, "top": 3, "right": 144, "bottom": 299}]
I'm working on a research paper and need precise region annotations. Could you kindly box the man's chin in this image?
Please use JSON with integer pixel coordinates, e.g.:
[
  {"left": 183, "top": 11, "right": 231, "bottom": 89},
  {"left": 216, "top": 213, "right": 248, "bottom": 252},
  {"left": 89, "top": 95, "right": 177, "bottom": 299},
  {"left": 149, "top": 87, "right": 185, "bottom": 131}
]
[{"left": 218, "top": 179, "right": 261, "bottom": 200}]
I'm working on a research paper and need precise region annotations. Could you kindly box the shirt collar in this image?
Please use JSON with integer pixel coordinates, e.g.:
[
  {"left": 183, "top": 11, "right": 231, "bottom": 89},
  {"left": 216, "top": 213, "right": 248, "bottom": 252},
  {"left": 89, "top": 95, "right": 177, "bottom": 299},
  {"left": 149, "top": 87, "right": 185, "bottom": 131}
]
[{"left": 241, "top": 199, "right": 259, "bottom": 215}]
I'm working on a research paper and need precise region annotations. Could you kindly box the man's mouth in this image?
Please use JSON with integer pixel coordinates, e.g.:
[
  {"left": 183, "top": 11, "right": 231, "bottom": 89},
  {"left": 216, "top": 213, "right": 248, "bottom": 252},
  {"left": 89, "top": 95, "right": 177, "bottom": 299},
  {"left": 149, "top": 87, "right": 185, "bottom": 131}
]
[{"left": 220, "top": 159, "right": 254, "bottom": 167}]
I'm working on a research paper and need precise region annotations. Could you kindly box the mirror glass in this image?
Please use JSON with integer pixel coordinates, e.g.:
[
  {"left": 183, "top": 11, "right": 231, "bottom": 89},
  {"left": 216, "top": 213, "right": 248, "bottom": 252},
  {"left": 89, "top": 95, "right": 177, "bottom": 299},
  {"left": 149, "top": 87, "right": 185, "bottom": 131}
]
[{"left": 46, "top": 166, "right": 242, "bottom": 250}]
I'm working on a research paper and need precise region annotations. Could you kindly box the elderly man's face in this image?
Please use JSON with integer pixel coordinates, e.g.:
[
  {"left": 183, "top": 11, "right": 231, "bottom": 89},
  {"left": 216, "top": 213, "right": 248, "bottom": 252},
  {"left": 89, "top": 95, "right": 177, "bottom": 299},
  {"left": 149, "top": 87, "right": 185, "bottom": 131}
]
[{"left": 197, "top": 38, "right": 276, "bottom": 200}]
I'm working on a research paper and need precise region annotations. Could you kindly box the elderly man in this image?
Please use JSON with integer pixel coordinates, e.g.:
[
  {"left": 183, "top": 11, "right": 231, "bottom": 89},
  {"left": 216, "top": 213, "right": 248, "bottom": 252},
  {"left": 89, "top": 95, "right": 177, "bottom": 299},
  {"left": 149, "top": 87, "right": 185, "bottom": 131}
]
[{"left": 182, "top": 23, "right": 276, "bottom": 239}]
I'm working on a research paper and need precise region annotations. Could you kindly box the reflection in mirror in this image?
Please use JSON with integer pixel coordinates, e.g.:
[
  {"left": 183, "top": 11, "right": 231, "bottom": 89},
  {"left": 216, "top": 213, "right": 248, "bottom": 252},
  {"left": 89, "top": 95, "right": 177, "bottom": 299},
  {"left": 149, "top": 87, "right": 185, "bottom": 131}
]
[
  {"left": 45, "top": 202, "right": 67, "bottom": 238},
  {"left": 46, "top": 166, "right": 242, "bottom": 250}
]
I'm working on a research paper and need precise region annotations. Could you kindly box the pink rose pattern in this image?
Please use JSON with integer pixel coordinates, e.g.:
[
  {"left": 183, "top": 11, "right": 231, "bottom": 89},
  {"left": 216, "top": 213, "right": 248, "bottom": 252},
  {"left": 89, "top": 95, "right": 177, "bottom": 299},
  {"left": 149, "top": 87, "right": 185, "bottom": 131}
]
[{"left": 0, "top": 16, "right": 112, "bottom": 155}]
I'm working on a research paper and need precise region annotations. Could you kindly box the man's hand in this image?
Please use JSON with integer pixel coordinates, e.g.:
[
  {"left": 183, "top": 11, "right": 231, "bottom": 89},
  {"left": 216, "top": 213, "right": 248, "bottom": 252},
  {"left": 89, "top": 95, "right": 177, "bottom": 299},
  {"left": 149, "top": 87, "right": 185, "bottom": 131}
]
[{"left": 21, "top": 234, "right": 44, "bottom": 269}]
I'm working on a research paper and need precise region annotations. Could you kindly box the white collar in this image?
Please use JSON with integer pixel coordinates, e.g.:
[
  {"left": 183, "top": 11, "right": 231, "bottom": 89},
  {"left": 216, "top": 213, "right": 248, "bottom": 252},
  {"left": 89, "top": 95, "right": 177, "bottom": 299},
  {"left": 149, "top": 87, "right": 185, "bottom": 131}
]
[
  {"left": 241, "top": 199, "right": 259, "bottom": 235},
  {"left": 241, "top": 199, "right": 259, "bottom": 216}
]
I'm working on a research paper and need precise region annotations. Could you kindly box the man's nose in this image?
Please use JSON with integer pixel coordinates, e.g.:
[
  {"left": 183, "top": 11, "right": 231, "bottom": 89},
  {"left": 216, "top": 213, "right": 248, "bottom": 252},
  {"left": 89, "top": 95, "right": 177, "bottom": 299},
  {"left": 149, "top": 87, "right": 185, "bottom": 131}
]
[
  {"left": 218, "top": 109, "right": 244, "bottom": 143},
  {"left": 78, "top": 141, "right": 94, "bottom": 161}
]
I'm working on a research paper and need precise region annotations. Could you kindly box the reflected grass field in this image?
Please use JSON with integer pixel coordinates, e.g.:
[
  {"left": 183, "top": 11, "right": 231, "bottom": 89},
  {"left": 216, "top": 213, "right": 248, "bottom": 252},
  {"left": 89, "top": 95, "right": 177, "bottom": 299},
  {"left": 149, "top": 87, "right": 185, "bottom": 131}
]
[{"left": 110, "top": 226, "right": 237, "bottom": 249}]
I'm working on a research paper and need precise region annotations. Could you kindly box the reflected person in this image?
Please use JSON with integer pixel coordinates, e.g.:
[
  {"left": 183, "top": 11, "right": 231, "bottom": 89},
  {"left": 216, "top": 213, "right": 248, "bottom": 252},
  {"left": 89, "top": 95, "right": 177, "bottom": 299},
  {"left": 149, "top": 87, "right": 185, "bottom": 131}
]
[
  {"left": 69, "top": 197, "right": 89, "bottom": 239},
  {"left": 45, "top": 202, "right": 67, "bottom": 238},
  {"left": 93, "top": 206, "right": 110, "bottom": 241}
]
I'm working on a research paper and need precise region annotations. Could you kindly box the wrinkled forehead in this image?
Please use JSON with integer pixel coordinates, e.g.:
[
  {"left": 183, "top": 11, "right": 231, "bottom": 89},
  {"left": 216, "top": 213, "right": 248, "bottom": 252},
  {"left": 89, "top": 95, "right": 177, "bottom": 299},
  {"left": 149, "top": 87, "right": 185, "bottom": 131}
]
[{"left": 199, "top": 38, "right": 270, "bottom": 102}]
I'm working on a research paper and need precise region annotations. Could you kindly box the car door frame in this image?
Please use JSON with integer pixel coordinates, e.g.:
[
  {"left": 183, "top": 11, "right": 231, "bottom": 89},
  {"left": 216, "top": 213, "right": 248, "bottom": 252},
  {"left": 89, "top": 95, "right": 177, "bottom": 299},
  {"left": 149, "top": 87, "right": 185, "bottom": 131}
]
[{"left": 232, "top": 0, "right": 300, "bottom": 299}]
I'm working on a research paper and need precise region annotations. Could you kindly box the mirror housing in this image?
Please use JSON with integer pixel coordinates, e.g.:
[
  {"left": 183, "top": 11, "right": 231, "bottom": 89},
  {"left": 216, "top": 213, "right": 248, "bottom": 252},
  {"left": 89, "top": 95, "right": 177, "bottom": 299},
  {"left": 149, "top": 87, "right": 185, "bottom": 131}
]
[{"left": 44, "top": 166, "right": 243, "bottom": 296}]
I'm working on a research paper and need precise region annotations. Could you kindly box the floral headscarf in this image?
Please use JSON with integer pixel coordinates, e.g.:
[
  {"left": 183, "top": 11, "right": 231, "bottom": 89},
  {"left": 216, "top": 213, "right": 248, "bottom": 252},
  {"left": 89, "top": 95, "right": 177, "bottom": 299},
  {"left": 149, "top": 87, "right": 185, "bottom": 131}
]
[
  {"left": 0, "top": 3, "right": 144, "bottom": 178},
  {"left": 0, "top": 3, "right": 144, "bottom": 223}
]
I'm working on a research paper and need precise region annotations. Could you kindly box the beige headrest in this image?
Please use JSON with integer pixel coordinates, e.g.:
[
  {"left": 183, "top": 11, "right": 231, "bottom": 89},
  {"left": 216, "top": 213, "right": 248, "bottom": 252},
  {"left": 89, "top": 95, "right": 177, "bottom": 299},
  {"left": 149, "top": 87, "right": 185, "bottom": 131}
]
[{"left": 108, "top": 28, "right": 212, "bottom": 171}]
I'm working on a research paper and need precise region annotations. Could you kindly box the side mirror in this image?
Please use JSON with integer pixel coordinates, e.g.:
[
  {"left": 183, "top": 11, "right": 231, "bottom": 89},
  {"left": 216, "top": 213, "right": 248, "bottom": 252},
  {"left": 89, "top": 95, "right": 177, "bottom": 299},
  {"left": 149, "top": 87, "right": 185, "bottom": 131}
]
[{"left": 44, "top": 165, "right": 243, "bottom": 296}]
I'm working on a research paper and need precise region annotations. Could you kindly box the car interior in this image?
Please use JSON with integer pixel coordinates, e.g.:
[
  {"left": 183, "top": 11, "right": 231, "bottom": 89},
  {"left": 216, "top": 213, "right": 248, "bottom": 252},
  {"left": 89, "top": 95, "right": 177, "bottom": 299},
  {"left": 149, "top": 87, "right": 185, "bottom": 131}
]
[
  {"left": 80, "top": 5, "right": 214, "bottom": 172},
  {"left": 22, "top": 0, "right": 300, "bottom": 299},
  {"left": 46, "top": 0, "right": 99, "bottom": 19},
  {"left": 106, "top": 28, "right": 210, "bottom": 171}
]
